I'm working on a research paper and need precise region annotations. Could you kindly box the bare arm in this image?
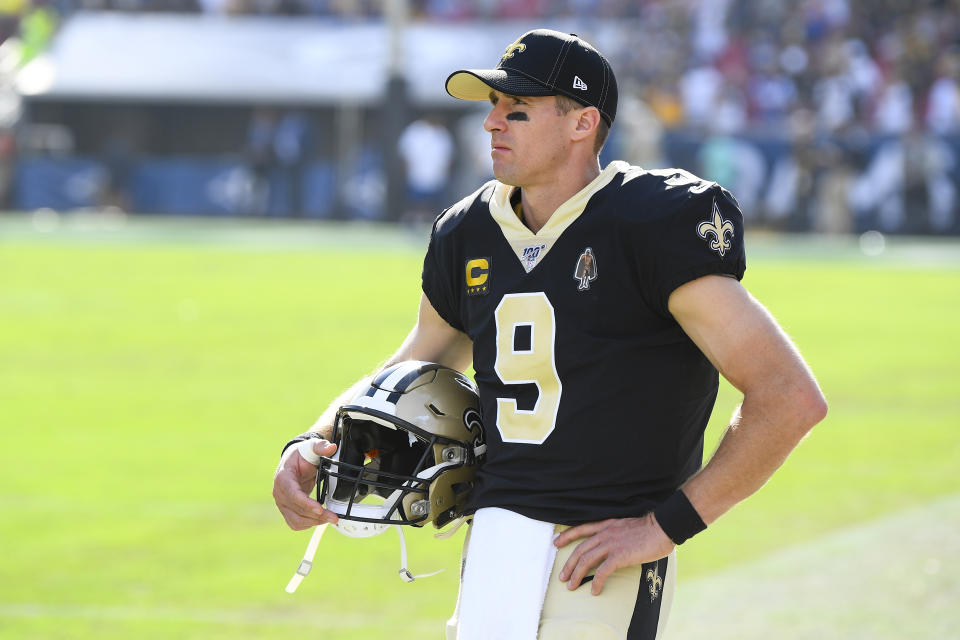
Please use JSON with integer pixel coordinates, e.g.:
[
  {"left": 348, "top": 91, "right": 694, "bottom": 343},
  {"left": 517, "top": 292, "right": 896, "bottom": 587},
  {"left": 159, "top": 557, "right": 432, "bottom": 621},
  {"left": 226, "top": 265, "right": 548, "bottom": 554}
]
[
  {"left": 273, "top": 293, "right": 472, "bottom": 530},
  {"left": 556, "top": 274, "right": 827, "bottom": 593},
  {"left": 665, "top": 275, "right": 827, "bottom": 523}
]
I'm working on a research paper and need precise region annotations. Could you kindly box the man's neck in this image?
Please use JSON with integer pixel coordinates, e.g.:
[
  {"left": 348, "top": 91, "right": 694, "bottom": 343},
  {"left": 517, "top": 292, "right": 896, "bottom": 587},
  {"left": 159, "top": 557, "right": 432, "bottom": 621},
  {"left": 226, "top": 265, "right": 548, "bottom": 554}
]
[{"left": 518, "top": 160, "right": 602, "bottom": 233}]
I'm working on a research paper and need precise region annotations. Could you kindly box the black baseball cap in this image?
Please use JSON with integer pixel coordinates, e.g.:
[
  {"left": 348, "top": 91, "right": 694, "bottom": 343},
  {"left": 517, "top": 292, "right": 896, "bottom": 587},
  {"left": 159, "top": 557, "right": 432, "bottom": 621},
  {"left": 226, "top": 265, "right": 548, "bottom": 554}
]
[{"left": 446, "top": 29, "right": 618, "bottom": 126}]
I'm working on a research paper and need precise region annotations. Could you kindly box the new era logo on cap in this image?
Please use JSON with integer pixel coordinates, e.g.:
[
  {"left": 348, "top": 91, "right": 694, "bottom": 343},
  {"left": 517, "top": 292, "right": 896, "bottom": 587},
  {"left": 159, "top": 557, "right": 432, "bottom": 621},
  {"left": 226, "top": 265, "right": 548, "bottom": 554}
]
[{"left": 445, "top": 28, "right": 618, "bottom": 126}]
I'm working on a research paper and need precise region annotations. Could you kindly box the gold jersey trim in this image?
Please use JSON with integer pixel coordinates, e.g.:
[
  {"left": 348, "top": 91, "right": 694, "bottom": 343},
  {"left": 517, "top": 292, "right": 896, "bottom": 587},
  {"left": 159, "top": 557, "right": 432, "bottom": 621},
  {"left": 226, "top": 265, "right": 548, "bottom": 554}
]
[{"left": 488, "top": 161, "right": 629, "bottom": 273}]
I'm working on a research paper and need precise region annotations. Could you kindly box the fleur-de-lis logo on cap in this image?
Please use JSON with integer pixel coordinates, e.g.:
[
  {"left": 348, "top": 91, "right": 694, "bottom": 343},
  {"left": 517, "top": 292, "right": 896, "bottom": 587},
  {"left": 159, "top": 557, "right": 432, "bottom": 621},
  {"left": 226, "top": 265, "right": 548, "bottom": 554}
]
[
  {"left": 697, "top": 199, "right": 735, "bottom": 257},
  {"left": 501, "top": 37, "right": 527, "bottom": 61}
]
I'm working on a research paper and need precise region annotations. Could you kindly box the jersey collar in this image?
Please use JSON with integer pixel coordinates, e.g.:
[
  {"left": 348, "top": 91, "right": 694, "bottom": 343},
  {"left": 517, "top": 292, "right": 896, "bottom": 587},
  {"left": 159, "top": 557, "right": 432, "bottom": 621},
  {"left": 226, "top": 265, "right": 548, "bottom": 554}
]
[
  {"left": 488, "top": 161, "right": 628, "bottom": 272},
  {"left": 489, "top": 161, "right": 628, "bottom": 239}
]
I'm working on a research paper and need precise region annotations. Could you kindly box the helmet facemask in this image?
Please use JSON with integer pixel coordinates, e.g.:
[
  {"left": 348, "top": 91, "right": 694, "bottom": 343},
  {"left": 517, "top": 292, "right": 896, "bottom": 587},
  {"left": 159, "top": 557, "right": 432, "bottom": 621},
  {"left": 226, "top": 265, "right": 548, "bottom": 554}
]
[{"left": 319, "top": 412, "right": 440, "bottom": 527}]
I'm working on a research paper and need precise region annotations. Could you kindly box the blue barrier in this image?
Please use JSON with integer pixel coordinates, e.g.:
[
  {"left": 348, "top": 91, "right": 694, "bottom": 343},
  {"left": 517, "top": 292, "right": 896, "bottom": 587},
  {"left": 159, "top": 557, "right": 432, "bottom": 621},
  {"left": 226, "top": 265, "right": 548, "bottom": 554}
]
[
  {"left": 14, "top": 155, "right": 338, "bottom": 218},
  {"left": 13, "top": 135, "right": 960, "bottom": 234},
  {"left": 14, "top": 156, "right": 109, "bottom": 210}
]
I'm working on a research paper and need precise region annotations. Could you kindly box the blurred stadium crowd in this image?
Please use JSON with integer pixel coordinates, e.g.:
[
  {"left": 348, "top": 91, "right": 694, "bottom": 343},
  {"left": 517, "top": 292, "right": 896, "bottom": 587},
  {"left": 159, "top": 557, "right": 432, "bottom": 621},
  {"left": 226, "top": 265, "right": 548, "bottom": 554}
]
[
  {"left": 1, "top": 0, "right": 959, "bottom": 233},
  {"left": 13, "top": 0, "right": 959, "bottom": 136}
]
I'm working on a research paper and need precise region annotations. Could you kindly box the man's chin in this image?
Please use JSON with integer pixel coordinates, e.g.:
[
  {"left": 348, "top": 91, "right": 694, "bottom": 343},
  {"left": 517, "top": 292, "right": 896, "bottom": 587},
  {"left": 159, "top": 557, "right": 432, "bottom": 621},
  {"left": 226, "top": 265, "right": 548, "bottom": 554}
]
[{"left": 492, "top": 168, "right": 521, "bottom": 187}]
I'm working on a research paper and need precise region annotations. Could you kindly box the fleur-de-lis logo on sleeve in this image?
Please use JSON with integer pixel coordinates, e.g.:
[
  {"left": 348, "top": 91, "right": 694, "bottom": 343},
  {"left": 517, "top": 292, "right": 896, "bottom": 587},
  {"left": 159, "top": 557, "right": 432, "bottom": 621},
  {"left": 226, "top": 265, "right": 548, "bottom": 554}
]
[{"left": 697, "top": 199, "right": 735, "bottom": 257}]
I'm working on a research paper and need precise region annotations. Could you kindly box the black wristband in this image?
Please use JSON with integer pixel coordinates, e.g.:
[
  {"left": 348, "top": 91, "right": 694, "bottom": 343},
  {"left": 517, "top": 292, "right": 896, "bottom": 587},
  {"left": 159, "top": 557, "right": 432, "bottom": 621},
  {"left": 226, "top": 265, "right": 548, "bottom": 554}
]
[
  {"left": 280, "top": 432, "right": 325, "bottom": 459},
  {"left": 653, "top": 489, "right": 707, "bottom": 545}
]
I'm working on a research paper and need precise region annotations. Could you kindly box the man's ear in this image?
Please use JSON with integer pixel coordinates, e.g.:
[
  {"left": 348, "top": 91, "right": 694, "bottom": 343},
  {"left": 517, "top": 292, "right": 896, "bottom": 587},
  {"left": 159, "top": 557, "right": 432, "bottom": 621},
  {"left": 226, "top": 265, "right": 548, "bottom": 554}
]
[{"left": 571, "top": 107, "right": 601, "bottom": 143}]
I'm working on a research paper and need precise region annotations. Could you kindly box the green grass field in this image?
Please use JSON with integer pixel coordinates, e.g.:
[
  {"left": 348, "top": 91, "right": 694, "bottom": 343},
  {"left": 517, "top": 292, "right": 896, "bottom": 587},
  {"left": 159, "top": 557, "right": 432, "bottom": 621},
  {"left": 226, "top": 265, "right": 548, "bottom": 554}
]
[{"left": 2, "top": 213, "right": 959, "bottom": 639}]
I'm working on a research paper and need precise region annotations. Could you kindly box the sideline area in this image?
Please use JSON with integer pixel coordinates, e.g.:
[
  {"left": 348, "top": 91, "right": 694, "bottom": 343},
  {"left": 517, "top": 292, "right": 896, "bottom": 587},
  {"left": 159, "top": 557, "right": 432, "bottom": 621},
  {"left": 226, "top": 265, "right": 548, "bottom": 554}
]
[
  {"left": 2, "top": 495, "right": 956, "bottom": 638},
  {"left": 666, "top": 493, "right": 960, "bottom": 639},
  {"left": 3, "top": 211, "right": 960, "bottom": 265}
]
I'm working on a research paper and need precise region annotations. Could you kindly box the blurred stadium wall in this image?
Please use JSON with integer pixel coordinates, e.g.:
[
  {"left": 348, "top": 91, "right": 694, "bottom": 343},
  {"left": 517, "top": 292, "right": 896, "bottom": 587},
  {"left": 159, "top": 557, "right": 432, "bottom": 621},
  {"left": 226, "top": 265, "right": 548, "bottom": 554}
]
[{"left": 1, "top": 0, "right": 959, "bottom": 233}]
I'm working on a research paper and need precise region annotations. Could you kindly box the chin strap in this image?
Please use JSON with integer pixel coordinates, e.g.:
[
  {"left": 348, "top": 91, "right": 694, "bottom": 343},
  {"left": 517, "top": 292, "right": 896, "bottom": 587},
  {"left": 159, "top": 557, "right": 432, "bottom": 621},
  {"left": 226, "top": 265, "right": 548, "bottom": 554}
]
[
  {"left": 285, "top": 440, "right": 480, "bottom": 592},
  {"left": 433, "top": 515, "right": 469, "bottom": 540},
  {"left": 285, "top": 523, "right": 328, "bottom": 594},
  {"left": 285, "top": 522, "right": 444, "bottom": 592},
  {"left": 395, "top": 525, "right": 444, "bottom": 583}
]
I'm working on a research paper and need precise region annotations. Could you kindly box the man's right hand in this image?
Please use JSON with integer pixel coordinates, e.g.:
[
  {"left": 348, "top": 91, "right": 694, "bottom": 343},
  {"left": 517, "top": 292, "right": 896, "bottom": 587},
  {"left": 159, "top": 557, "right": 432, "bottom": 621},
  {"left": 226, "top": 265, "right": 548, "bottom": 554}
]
[{"left": 273, "top": 440, "right": 340, "bottom": 530}]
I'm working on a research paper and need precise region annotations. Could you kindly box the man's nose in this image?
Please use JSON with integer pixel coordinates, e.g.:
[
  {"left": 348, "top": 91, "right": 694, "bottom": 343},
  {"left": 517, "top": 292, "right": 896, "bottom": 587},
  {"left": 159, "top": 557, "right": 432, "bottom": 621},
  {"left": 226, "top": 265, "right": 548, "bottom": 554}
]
[{"left": 484, "top": 104, "right": 506, "bottom": 133}]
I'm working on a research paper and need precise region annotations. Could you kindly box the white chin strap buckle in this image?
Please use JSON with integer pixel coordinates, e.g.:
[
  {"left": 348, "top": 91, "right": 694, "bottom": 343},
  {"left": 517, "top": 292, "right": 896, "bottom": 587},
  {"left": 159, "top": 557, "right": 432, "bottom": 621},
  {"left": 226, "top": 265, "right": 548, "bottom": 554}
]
[
  {"left": 285, "top": 524, "right": 328, "bottom": 594},
  {"left": 394, "top": 524, "right": 443, "bottom": 582}
]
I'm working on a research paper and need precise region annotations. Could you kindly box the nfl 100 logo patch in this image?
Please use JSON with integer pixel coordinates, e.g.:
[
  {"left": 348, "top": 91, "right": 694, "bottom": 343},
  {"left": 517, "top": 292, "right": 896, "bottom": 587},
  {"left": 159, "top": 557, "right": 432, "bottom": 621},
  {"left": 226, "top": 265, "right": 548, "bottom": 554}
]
[{"left": 521, "top": 243, "right": 546, "bottom": 271}]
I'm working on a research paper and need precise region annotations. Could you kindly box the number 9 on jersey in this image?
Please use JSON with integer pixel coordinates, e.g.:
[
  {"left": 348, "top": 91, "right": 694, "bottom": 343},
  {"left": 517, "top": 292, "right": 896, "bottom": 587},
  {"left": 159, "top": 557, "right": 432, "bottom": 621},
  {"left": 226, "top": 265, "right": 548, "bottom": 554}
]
[{"left": 493, "top": 292, "right": 562, "bottom": 444}]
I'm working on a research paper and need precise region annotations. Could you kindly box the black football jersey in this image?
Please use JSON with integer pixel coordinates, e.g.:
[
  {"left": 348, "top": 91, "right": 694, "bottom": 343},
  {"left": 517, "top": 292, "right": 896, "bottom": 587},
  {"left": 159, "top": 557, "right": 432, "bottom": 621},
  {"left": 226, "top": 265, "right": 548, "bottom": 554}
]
[{"left": 422, "top": 161, "right": 746, "bottom": 525}]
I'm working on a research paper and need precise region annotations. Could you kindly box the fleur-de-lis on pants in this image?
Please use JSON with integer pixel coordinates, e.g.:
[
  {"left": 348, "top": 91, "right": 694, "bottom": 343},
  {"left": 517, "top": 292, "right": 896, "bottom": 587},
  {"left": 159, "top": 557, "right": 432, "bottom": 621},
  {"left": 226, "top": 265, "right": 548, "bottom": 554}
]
[{"left": 646, "top": 564, "right": 662, "bottom": 602}]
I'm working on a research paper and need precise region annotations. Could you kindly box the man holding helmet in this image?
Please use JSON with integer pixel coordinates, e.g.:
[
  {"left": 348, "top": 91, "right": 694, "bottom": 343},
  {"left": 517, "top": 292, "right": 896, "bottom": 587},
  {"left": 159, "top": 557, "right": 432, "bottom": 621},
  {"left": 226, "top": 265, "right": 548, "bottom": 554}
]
[{"left": 274, "top": 28, "right": 826, "bottom": 639}]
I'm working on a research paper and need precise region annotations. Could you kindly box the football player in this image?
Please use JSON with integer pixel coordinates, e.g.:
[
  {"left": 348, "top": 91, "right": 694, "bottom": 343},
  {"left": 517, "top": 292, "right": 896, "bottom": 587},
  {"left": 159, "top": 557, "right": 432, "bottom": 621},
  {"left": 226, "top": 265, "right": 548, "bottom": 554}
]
[{"left": 274, "top": 29, "right": 827, "bottom": 640}]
